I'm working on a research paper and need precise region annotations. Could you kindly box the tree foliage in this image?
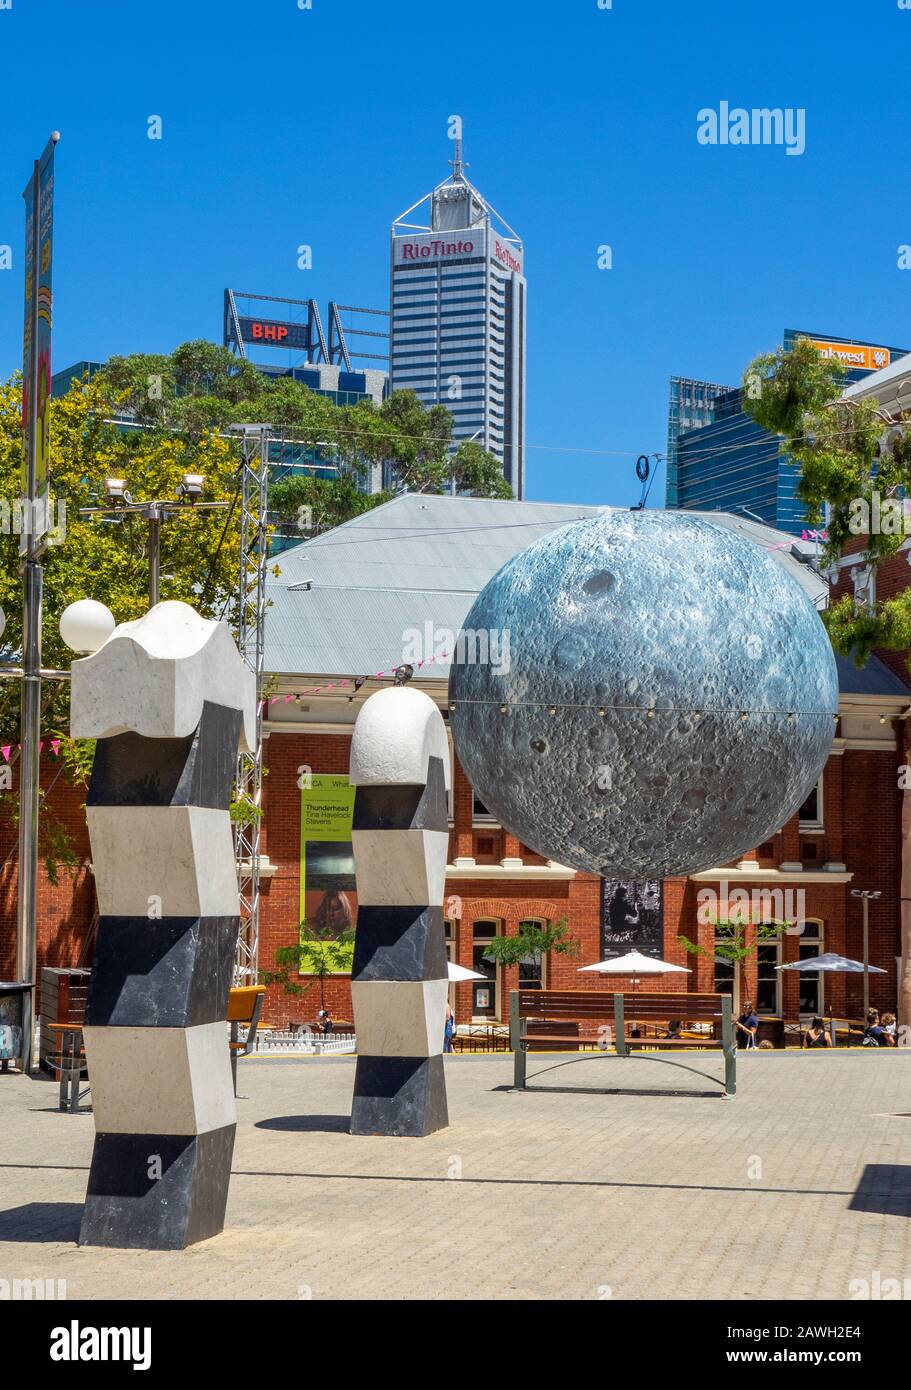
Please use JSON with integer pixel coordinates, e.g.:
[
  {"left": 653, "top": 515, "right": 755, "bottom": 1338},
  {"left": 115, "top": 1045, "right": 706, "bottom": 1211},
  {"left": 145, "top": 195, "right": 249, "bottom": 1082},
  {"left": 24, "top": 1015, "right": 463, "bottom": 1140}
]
[
  {"left": 482, "top": 918, "right": 579, "bottom": 968},
  {"left": 0, "top": 338, "right": 515, "bottom": 877},
  {"left": 0, "top": 372, "right": 246, "bottom": 876},
  {"left": 742, "top": 338, "right": 911, "bottom": 668}
]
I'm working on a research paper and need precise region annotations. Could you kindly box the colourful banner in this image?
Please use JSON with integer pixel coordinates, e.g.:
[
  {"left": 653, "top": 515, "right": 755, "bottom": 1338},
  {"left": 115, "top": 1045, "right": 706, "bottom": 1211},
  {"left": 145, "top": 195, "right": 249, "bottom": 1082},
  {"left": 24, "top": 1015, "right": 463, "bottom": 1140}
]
[
  {"left": 299, "top": 774, "right": 357, "bottom": 973},
  {"left": 21, "top": 134, "right": 57, "bottom": 504}
]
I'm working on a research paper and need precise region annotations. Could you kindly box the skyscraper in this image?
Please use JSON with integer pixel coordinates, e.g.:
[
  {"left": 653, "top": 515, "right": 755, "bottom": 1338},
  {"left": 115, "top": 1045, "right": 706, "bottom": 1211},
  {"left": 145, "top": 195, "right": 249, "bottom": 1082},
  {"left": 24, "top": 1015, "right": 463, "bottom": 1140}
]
[
  {"left": 390, "top": 137, "right": 526, "bottom": 497},
  {"left": 667, "top": 330, "right": 910, "bottom": 534}
]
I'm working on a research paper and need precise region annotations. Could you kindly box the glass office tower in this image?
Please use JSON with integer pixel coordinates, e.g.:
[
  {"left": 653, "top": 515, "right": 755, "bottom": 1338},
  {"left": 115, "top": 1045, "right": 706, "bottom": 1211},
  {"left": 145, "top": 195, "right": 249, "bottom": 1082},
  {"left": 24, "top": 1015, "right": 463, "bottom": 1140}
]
[{"left": 390, "top": 140, "right": 526, "bottom": 497}]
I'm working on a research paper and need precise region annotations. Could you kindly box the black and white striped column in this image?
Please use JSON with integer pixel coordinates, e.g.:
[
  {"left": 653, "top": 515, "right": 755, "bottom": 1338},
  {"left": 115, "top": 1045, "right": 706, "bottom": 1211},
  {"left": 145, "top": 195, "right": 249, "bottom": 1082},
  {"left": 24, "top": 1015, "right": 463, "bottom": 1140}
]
[
  {"left": 349, "top": 687, "right": 451, "bottom": 1137},
  {"left": 70, "top": 603, "right": 254, "bottom": 1249}
]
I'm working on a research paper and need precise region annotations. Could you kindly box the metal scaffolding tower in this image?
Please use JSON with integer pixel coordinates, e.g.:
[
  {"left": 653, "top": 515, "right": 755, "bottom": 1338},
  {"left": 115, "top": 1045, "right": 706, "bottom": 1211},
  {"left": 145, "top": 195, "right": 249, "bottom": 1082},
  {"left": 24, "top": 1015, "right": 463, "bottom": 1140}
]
[{"left": 232, "top": 425, "right": 270, "bottom": 983}]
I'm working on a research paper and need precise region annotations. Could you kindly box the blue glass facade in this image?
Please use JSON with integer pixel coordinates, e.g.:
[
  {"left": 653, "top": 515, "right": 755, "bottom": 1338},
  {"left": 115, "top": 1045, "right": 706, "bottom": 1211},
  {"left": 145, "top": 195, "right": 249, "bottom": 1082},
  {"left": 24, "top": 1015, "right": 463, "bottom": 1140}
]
[{"left": 669, "top": 330, "right": 910, "bottom": 534}]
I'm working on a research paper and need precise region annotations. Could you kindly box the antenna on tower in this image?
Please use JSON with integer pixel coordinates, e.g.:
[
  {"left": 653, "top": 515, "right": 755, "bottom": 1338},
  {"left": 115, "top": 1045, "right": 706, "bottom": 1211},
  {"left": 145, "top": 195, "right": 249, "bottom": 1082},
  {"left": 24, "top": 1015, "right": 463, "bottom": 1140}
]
[{"left": 450, "top": 132, "right": 466, "bottom": 180}]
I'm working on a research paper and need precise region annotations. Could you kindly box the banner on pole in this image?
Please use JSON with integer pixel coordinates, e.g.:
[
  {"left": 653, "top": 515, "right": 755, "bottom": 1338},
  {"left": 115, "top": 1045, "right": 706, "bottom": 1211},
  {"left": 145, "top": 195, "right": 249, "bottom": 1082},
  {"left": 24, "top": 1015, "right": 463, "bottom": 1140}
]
[{"left": 21, "top": 133, "right": 58, "bottom": 543}]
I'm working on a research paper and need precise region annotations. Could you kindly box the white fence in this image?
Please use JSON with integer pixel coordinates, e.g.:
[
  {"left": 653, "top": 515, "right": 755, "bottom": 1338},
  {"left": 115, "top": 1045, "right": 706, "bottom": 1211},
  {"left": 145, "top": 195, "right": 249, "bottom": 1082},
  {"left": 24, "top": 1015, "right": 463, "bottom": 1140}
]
[{"left": 253, "top": 1029, "right": 357, "bottom": 1056}]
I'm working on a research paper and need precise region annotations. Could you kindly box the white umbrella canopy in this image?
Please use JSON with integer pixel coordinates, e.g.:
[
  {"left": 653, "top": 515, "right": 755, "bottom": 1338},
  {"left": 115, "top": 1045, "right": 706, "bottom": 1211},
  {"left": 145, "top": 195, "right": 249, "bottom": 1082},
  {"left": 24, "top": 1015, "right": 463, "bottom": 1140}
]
[
  {"left": 447, "top": 961, "right": 487, "bottom": 982},
  {"left": 776, "top": 953, "right": 886, "bottom": 974},
  {"left": 579, "top": 950, "right": 691, "bottom": 976}
]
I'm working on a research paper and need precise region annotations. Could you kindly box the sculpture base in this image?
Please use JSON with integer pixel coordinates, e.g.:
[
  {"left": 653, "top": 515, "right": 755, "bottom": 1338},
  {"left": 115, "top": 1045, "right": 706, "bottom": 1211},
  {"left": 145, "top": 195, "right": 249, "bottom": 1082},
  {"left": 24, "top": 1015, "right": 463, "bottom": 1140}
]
[
  {"left": 350, "top": 1054, "right": 448, "bottom": 1137},
  {"left": 79, "top": 1124, "right": 235, "bottom": 1250}
]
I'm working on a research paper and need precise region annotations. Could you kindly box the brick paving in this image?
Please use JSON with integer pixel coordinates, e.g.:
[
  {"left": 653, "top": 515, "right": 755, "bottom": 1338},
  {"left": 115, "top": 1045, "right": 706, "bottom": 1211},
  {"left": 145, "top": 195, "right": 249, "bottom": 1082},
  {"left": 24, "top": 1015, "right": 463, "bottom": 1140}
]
[{"left": 0, "top": 1050, "right": 909, "bottom": 1300}]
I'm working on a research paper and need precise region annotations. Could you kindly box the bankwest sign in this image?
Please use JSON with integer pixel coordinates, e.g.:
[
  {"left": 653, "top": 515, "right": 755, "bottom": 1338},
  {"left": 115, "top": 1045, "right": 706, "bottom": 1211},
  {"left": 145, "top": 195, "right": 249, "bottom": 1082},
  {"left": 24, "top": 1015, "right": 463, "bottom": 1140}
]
[{"left": 807, "top": 338, "right": 892, "bottom": 372}]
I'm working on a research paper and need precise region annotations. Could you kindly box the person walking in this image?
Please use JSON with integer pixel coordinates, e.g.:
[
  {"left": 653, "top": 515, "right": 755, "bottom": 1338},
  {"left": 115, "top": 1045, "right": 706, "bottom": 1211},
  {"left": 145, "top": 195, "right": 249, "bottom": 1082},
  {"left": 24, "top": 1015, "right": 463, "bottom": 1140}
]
[{"left": 443, "top": 999, "right": 455, "bottom": 1053}]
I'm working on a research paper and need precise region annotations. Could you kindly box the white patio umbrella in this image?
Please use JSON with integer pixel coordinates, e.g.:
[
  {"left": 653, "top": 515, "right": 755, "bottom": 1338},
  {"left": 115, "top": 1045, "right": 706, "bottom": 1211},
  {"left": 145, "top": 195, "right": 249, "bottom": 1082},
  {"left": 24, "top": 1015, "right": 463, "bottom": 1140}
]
[
  {"left": 447, "top": 961, "right": 487, "bottom": 982},
  {"left": 776, "top": 953, "right": 886, "bottom": 975},
  {"left": 777, "top": 953, "right": 887, "bottom": 1045},
  {"left": 578, "top": 950, "right": 691, "bottom": 989}
]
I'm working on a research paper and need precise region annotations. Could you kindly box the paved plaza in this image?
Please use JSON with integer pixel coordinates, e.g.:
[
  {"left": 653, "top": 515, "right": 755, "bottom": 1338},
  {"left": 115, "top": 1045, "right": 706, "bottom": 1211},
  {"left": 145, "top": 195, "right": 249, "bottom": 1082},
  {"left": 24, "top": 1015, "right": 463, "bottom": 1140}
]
[{"left": 0, "top": 1050, "right": 909, "bottom": 1301}]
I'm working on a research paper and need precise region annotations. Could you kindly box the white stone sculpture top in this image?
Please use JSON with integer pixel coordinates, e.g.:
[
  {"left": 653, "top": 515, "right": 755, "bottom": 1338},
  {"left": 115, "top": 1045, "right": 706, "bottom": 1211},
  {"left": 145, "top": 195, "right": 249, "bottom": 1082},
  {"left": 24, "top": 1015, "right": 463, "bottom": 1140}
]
[
  {"left": 70, "top": 600, "right": 257, "bottom": 751},
  {"left": 350, "top": 686, "right": 451, "bottom": 790}
]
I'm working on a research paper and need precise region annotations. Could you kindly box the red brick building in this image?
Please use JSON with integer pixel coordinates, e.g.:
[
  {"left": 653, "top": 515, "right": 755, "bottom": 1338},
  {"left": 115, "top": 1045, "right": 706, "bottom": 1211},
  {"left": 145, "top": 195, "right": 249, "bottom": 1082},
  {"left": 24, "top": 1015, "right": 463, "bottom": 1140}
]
[{"left": 3, "top": 494, "right": 909, "bottom": 1032}]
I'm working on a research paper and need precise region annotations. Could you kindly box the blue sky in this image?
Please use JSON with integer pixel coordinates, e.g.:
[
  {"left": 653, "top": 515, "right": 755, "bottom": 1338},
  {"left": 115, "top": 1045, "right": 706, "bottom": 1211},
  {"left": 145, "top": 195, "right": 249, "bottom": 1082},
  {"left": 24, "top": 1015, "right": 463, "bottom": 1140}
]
[{"left": 1, "top": 0, "right": 908, "bottom": 507}]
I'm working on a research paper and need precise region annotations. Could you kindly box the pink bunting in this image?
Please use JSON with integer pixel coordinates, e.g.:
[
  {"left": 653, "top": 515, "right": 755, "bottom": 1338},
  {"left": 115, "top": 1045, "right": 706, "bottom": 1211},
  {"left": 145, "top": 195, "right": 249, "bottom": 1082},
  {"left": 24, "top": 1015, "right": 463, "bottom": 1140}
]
[{"left": 1, "top": 746, "right": 10, "bottom": 762}]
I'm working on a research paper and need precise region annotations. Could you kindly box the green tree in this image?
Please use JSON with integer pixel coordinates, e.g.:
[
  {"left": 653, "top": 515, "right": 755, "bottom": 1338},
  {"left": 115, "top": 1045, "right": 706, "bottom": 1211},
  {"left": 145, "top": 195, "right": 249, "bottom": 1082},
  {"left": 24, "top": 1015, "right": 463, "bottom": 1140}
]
[
  {"left": 450, "top": 439, "right": 514, "bottom": 498},
  {"left": 678, "top": 920, "right": 789, "bottom": 1015},
  {"left": 268, "top": 472, "right": 389, "bottom": 543},
  {"left": 0, "top": 372, "right": 248, "bottom": 878},
  {"left": 259, "top": 922, "right": 356, "bottom": 1014},
  {"left": 482, "top": 918, "right": 579, "bottom": 977}
]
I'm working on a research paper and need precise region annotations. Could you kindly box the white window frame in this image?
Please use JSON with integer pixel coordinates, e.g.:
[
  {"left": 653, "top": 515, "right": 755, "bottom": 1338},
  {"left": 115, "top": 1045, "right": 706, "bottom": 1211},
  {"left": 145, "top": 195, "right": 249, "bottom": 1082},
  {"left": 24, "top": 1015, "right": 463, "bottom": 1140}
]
[{"left": 798, "top": 772, "right": 824, "bottom": 832}]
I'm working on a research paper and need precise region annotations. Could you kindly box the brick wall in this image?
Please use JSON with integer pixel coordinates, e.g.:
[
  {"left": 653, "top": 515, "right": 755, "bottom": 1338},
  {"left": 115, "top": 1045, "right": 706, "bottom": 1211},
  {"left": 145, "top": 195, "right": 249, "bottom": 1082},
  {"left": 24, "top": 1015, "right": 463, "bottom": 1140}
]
[{"left": 0, "top": 725, "right": 903, "bottom": 1030}]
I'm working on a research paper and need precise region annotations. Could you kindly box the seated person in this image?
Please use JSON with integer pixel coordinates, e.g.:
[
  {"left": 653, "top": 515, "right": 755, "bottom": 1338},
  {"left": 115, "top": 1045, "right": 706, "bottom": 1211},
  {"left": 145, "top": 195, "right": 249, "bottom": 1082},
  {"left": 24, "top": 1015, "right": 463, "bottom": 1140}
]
[
  {"left": 735, "top": 1001, "right": 759, "bottom": 1050},
  {"left": 664, "top": 1019, "right": 683, "bottom": 1039},
  {"left": 802, "top": 1016, "right": 831, "bottom": 1048},
  {"left": 863, "top": 1009, "right": 888, "bottom": 1047}
]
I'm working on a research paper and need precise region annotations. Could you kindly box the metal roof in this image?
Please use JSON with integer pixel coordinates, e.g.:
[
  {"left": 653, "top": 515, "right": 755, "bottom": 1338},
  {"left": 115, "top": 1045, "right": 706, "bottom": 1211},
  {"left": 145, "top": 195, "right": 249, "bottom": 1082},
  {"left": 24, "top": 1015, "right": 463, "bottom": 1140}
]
[
  {"left": 834, "top": 651, "right": 911, "bottom": 698},
  {"left": 264, "top": 493, "right": 907, "bottom": 698}
]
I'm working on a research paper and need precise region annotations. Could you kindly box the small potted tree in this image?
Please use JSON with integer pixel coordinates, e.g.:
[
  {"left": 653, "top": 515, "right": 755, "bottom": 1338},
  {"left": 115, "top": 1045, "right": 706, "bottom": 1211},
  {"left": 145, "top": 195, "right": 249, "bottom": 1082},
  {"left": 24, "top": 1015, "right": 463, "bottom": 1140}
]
[{"left": 259, "top": 921, "right": 356, "bottom": 1035}]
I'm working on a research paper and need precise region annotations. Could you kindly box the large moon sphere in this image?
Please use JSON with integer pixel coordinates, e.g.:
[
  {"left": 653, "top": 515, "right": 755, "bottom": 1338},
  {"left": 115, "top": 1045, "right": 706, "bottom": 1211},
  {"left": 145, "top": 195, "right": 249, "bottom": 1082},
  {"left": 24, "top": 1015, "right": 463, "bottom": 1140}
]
[{"left": 449, "top": 511, "right": 837, "bottom": 878}]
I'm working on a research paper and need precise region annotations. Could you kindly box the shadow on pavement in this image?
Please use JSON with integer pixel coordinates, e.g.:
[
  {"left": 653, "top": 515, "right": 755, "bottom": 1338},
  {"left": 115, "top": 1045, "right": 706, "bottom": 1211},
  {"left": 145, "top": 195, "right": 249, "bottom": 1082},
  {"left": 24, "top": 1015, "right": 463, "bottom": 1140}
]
[
  {"left": 849, "top": 1164, "right": 911, "bottom": 1217},
  {"left": 255, "top": 1114, "right": 351, "bottom": 1134},
  {"left": 0, "top": 1202, "right": 82, "bottom": 1244}
]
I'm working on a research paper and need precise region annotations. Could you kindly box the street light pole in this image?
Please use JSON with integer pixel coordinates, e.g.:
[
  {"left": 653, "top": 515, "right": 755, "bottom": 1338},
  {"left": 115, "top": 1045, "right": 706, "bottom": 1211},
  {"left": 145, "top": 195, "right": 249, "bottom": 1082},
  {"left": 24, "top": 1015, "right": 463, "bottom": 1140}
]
[
  {"left": 80, "top": 481, "right": 227, "bottom": 612},
  {"left": 851, "top": 888, "right": 882, "bottom": 1017},
  {"left": 146, "top": 504, "right": 161, "bottom": 608}
]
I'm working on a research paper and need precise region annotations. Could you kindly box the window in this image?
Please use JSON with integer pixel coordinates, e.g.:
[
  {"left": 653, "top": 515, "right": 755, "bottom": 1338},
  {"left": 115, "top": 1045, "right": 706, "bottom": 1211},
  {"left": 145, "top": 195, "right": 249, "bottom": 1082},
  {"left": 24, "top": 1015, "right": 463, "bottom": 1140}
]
[
  {"left": 472, "top": 920, "right": 500, "bottom": 1018},
  {"left": 799, "top": 775, "right": 823, "bottom": 830},
  {"left": 796, "top": 920, "right": 824, "bottom": 1015},
  {"left": 472, "top": 793, "right": 497, "bottom": 824},
  {"left": 517, "top": 918, "right": 546, "bottom": 990},
  {"left": 714, "top": 925, "right": 735, "bottom": 997},
  {"left": 756, "top": 944, "right": 781, "bottom": 1015}
]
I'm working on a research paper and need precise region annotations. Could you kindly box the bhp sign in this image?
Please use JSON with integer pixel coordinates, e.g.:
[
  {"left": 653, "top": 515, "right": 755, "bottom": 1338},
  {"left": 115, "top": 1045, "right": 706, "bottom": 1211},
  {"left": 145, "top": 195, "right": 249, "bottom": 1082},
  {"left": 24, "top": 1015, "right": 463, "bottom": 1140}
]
[
  {"left": 237, "top": 316, "right": 312, "bottom": 352},
  {"left": 252, "top": 321, "right": 288, "bottom": 342}
]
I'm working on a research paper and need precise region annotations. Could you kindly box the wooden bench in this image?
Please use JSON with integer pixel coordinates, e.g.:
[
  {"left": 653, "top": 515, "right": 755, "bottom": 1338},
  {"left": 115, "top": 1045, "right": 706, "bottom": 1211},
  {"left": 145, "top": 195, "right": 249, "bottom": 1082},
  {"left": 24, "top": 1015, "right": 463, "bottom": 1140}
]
[{"left": 509, "top": 989, "right": 736, "bottom": 1096}]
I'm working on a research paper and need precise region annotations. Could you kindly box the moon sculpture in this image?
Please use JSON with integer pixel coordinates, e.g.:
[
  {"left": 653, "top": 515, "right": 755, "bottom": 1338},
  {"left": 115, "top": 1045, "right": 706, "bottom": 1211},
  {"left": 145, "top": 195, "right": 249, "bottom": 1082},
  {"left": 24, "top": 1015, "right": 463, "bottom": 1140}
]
[{"left": 449, "top": 510, "right": 837, "bottom": 878}]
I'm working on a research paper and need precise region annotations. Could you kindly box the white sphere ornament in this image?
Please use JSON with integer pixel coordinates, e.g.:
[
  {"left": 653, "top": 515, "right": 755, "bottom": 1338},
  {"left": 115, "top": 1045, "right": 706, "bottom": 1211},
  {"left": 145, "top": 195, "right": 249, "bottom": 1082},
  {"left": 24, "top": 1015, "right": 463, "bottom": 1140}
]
[{"left": 59, "top": 600, "right": 116, "bottom": 655}]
